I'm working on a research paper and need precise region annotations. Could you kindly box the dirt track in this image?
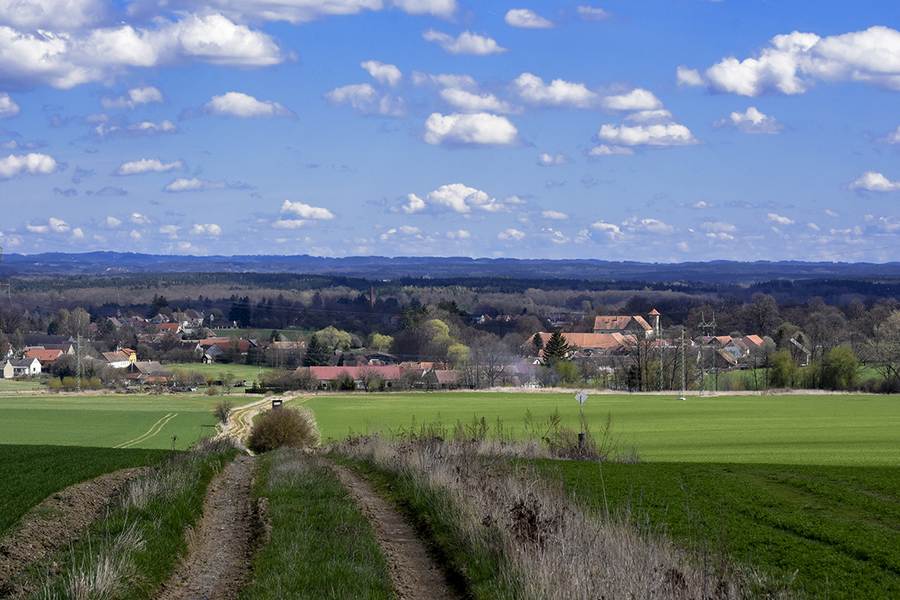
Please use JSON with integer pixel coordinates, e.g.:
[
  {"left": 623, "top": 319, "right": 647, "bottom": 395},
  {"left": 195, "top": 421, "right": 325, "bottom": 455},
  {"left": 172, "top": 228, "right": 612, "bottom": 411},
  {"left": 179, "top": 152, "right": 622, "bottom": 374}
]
[
  {"left": 331, "top": 463, "right": 459, "bottom": 600},
  {"left": 0, "top": 467, "right": 148, "bottom": 598},
  {"left": 156, "top": 455, "right": 257, "bottom": 600}
]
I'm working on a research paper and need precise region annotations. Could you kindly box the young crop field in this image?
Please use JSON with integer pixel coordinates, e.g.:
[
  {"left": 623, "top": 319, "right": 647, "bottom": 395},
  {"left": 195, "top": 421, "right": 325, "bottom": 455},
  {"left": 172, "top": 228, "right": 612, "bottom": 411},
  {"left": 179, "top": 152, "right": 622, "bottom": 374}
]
[
  {"left": 168, "top": 362, "right": 275, "bottom": 382},
  {"left": 0, "top": 393, "right": 253, "bottom": 449},
  {"left": 0, "top": 379, "right": 42, "bottom": 392},
  {"left": 0, "top": 444, "right": 169, "bottom": 536},
  {"left": 538, "top": 460, "right": 900, "bottom": 599},
  {"left": 303, "top": 392, "right": 900, "bottom": 465}
]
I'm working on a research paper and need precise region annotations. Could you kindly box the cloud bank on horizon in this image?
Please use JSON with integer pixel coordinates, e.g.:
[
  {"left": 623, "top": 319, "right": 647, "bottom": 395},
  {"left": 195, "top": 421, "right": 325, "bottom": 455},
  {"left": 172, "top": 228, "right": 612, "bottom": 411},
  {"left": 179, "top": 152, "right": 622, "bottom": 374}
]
[{"left": 0, "top": 0, "right": 899, "bottom": 262}]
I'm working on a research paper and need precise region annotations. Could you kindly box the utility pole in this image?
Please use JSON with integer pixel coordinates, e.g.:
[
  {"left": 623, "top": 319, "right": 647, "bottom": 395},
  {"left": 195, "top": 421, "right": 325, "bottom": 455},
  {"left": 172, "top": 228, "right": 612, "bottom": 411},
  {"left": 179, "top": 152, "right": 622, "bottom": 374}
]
[
  {"left": 76, "top": 334, "right": 83, "bottom": 392},
  {"left": 680, "top": 327, "right": 686, "bottom": 401},
  {"left": 698, "top": 311, "right": 716, "bottom": 396}
]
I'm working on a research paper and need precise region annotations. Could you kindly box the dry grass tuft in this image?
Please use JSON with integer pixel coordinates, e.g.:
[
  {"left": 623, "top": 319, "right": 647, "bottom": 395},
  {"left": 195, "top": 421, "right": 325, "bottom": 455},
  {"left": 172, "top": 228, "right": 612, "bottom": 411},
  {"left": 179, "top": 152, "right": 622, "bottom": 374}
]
[
  {"left": 39, "top": 524, "right": 145, "bottom": 600},
  {"left": 334, "top": 436, "right": 743, "bottom": 599}
]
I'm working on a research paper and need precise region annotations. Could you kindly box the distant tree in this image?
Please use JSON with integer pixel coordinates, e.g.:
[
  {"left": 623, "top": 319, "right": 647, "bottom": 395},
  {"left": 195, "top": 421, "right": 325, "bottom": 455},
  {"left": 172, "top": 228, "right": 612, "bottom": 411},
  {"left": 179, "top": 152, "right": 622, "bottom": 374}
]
[
  {"left": 821, "top": 346, "right": 859, "bottom": 390},
  {"left": 531, "top": 333, "right": 544, "bottom": 356},
  {"left": 769, "top": 349, "right": 796, "bottom": 388},
  {"left": 369, "top": 333, "right": 394, "bottom": 352},
  {"left": 303, "top": 334, "right": 331, "bottom": 366},
  {"left": 315, "top": 326, "right": 353, "bottom": 352},
  {"left": 447, "top": 342, "right": 470, "bottom": 367},
  {"left": 541, "top": 331, "right": 570, "bottom": 366}
]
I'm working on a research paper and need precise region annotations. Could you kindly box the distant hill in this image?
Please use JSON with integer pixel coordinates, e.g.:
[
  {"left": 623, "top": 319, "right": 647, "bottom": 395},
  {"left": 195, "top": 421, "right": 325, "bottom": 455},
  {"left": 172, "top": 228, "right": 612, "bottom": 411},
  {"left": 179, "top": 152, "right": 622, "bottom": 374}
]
[{"left": 2, "top": 252, "right": 900, "bottom": 283}]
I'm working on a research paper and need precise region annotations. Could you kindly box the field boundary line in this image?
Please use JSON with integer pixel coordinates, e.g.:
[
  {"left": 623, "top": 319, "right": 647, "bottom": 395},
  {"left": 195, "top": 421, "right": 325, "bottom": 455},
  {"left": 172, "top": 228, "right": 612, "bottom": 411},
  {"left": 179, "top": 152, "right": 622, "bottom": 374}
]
[{"left": 115, "top": 412, "right": 178, "bottom": 449}]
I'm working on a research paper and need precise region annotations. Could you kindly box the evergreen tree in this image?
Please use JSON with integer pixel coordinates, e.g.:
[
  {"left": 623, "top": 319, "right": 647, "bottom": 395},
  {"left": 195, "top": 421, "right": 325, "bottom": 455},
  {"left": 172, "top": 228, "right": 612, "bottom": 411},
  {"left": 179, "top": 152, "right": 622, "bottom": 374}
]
[
  {"left": 303, "top": 334, "right": 331, "bottom": 366},
  {"left": 531, "top": 333, "right": 544, "bottom": 356},
  {"left": 541, "top": 331, "right": 570, "bottom": 366}
]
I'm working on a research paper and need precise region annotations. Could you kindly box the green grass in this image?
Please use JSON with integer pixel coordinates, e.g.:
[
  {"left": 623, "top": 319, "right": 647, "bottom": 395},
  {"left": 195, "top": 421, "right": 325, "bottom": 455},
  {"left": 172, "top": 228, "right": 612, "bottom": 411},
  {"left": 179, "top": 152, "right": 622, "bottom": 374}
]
[
  {"left": 0, "top": 378, "right": 42, "bottom": 392},
  {"left": 335, "top": 456, "right": 515, "bottom": 600},
  {"left": 0, "top": 444, "right": 169, "bottom": 537},
  {"left": 168, "top": 361, "right": 274, "bottom": 381},
  {"left": 241, "top": 450, "right": 394, "bottom": 600},
  {"left": 537, "top": 460, "right": 900, "bottom": 599},
  {"left": 30, "top": 445, "right": 234, "bottom": 599},
  {"left": 305, "top": 392, "right": 900, "bottom": 465},
  {"left": 0, "top": 394, "right": 254, "bottom": 449}
]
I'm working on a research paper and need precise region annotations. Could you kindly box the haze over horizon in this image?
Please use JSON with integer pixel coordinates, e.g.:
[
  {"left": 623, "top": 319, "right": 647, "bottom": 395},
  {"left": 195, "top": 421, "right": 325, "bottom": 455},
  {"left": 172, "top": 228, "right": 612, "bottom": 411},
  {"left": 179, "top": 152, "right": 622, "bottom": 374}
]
[{"left": 1, "top": 1, "right": 899, "bottom": 262}]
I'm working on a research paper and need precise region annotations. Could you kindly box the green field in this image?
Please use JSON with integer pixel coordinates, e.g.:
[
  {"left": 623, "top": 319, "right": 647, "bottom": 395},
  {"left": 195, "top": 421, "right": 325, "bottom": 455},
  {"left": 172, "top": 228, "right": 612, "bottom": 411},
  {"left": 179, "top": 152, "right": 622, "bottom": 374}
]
[
  {"left": 303, "top": 392, "right": 900, "bottom": 465},
  {"left": 0, "top": 444, "right": 169, "bottom": 536},
  {"left": 0, "top": 394, "right": 252, "bottom": 449},
  {"left": 539, "top": 460, "right": 900, "bottom": 599},
  {"left": 0, "top": 379, "right": 42, "bottom": 392},
  {"left": 168, "top": 362, "right": 275, "bottom": 381}
]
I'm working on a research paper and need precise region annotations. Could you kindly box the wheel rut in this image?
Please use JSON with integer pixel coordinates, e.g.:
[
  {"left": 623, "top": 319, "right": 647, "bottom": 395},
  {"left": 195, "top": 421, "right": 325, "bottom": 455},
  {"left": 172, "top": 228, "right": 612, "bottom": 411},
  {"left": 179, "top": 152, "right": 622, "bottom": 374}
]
[
  {"left": 156, "top": 455, "right": 257, "bottom": 600},
  {"left": 331, "top": 463, "right": 460, "bottom": 600}
]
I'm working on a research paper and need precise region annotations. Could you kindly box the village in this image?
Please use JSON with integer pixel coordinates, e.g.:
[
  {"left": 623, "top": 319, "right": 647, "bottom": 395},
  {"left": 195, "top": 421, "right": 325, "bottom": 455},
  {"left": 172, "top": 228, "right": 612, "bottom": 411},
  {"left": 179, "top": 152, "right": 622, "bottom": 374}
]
[{"left": 1, "top": 306, "right": 781, "bottom": 393}]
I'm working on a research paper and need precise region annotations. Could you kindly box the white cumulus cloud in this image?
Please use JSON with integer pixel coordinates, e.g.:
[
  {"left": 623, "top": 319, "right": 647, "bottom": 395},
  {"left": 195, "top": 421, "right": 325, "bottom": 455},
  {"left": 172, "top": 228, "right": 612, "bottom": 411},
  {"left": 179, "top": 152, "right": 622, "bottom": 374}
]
[
  {"left": 589, "top": 144, "right": 633, "bottom": 156},
  {"left": 423, "top": 29, "right": 505, "bottom": 55},
  {"left": 513, "top": 72, "right": 597, "bottom": 108},
  {"left": 702, "top": 26, "right": 900, "bottom": 96},
  {"left": 101, "top": 86, "right": 163, "bottom": 109},
  {"left": 439, "top": 88, "right": 514, "bottom": 113},
  {"left": 117, "top": 158, "right": 182, "bottom": 175},
  {"left": 767, "top": 213, "right": 794, "bottom": 225},
  {"left": 206, "top": 91, "right": 290, "bottom": 118},
  {"left": 591, "top": 220, "right": 623, "bottom": 240},
  {"left": 0, "top": 13, "right": 283, "bottom": 89},
  {"left": 424, "top": 112, "right": 517, "bottom": 146},
  {"left": 0, "top": 0, "right": 104, "bottom": 29},
  {"left": 602, "top": 88, "right": 662, "bottom": 111},
  {"left": 542, "top": 210, "right": 568, "bottom": 220},
  {"left": 0, "top": 152, "right": 56, "bottom": 178},
  {"left": 326, "top": 83, "right": 405, "bottom": 116},
  {"left": 0, "top": 92, "right": 19, "bottom": 117},
  {"left": 597, "top": 123, "right": 697, "bottom": 146},
  {"left": 361, "top": 60, "right": 402, "bottom": 86},
  {"left": 718, "top": 106, "right": 781, "bottom": 133},
  {"left": 850, "top": 171, "right": 900, "bottom": 192},
  {"left": 190, "top": 223, "right": 222, "bottom": 236},
  {"left": 498, "top": 228, "right": 525, "bottom": 241},
  {"left": 164, "top": 177, "right": 222, "bottom": 192},
  {"left": 281, "top": 200, "right": 335, "bottom": 220},
  {"left": 676, "top": 66, "right": 704, "bottom": 87},
  {"left": 537, "top": 152, "right": 567, "bottom": 166},
  {"left": 505, "top": 8, "right": 553, "bottom": 29}
]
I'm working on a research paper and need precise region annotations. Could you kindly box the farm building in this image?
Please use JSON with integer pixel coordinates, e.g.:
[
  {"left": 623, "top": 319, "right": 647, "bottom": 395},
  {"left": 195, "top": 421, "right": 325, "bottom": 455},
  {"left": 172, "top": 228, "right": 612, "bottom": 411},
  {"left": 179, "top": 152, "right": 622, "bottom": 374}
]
[
  {"left": 24, "top": 347, "right": 64, "bottom": 367},
  {"left": 2, "top": 358, "right": 42, "bottom": 379},
  {"left": 301, "top": 365, "right": 403, "bottom": 390}
]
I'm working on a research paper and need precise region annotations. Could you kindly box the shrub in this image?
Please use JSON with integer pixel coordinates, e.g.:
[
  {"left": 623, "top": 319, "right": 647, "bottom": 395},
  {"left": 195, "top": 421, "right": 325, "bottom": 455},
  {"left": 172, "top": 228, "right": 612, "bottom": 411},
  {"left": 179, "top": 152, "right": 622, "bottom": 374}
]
[
  {"left": 332, "top": 371, "right": 356, "bottom": 391},
  {"left": 821, "top": 346, "right": 859, "bottom": 390},
  {"left": 206, "top": 385, "right": 220, "bottom": 396},
  {"left": 769, "top": 350, "right": 796, "bottom": 388},
  {"left": 214, "top": 400, "right": 232, "bottom": 424},
  {"left": 248, "top": 407, "right": 320, "bottom": 453}
]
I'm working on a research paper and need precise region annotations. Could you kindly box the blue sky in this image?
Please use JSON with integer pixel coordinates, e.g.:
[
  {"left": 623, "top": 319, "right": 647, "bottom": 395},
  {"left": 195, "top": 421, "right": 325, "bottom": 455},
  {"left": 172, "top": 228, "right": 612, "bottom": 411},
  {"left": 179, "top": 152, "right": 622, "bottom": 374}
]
[{"left": 0, "top": 0, "right": 898, "bottom": 261}]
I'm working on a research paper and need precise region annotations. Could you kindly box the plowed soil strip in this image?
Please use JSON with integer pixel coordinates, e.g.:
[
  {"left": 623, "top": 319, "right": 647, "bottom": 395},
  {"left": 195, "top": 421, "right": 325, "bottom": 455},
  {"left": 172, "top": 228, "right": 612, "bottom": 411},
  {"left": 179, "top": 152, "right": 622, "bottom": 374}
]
[
  {"left": 157, "top": 455, "right": 256, "bottom": 600},
  {"left": 0, "top": 467, "right": 148, "bottom": 598},
  {"left": 331, "top": 464, "right": 459, "bottom": 600}
]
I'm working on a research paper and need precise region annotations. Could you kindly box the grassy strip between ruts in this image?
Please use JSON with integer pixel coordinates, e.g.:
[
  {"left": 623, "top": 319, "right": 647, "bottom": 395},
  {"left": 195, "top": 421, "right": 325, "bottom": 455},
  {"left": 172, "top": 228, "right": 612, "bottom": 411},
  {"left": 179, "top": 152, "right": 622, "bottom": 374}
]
[
  {"left": 239, "top": 449, "right": 394, "bottom": 600},
  {"left": 0, "top": 445, "right": 171, "bottom": 537},
  {"left": 535, "top": 460, "right": 900, "bottom": 600},
  {"left": 19, "top": 440, "right": 236, "bottom": 600},
  {"left": 333, "top": 456, "right": 520, "bottom": 600}
]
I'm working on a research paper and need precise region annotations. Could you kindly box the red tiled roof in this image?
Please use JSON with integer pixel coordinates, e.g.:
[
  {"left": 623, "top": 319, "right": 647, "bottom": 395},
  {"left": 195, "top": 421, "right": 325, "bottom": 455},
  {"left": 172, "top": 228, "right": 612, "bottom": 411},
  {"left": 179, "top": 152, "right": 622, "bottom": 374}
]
[
  {"left": 303, "top": 366, "right": 402, "bottom": 381},
  {"left": 743, "top": 335, "right": 765, "bottom": 347},
  {"left": 157, "top": 323, "right": 181, "bottom": 331},
  {"left": 24, "top": 348, "right": 63, "bottom": 363},
  {"left": 593, "top": 315, "right": 653, "bottom": 332},
  {"left": 534, "top": 332, "right": 636, "bottom": 351}
]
